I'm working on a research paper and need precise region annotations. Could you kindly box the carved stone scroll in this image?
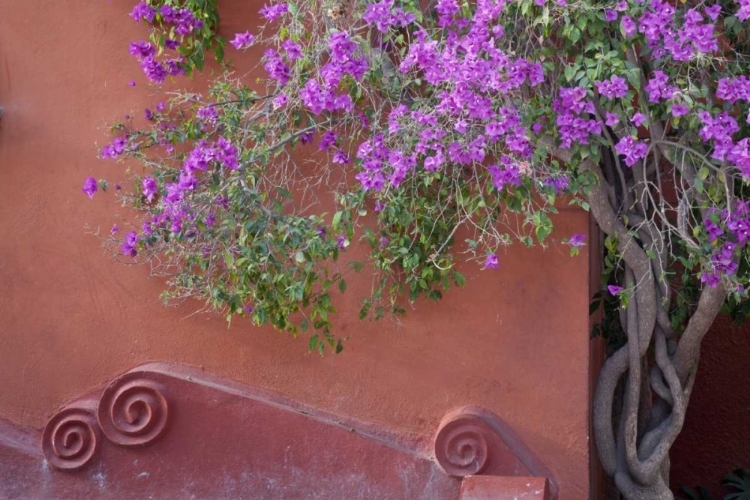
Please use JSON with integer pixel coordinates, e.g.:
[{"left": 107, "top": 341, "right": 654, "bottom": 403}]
[
  {"left": 42, "top": 403, "right": 100, "bottom": 471},
  {"left": 97, "top": 372, "right": 169, "bottom": 447}
]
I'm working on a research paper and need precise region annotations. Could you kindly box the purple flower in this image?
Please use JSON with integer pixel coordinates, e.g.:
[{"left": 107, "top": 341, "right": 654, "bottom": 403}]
[
  {"left": 316, "top": 226, "right": 327, "bottom": 238},
  {"left": 336, "top": 235, "right": 347, "bottom": 250},
  {"left": 197, "top": 105, "right": 219, "bottom": 124},
  {"left": 645, "top": 71, "right": 676, "bottom": 103},
  {"left": 144, "top": 108, "right": 154, "bottom": 121},
  {"left": 568, "top": 234, "right": 586, "bottom": 249},
  {"left": 230, "top": 31, "right": 255, "bottom": 50},
  {"left": 82, "top": 177, "right": 98, "bottom": 199},
  {"left": 671, "top": 104, "right": 689, "bottom": 117},
  {"left": 604, "top": 9, "right": 618, "bottom": 21},
  {"left": 259, "top": 3, "right": 288, "bottom": 21},
  {"left": 129, "top": 41, "right": 155, "bottom": 60},
  {"left": 128, "top": 80, "right": 136, "bottom": 87},
  {"left": 165, "top": 39, "right": 181, "bottom": 50},
  {"left": 607, "top": 285, "right": 623, "bottom": 295},
  {"left": 621, "top": 16, "right": 636, "bottom": 37},
  {"left": 631, "top": 112, "right": 647, "bottom": 127},
  {"left": 716, "top": 76, "right": 750, "bottom": 103},
  {"left": 121, "top": 231, "right": 139, "bottom": 258},
  {"left": 142, "top": 177, "right": 158, "bottom": 202},
  {"left": 704, "top": 4, "right": 721, "bottom": 20},
  {"left": 596, "top": 75, "right": 628, "bottom": 100},
  {"left": 140, "top": 57, "right": 167, "bottom": 84},
  {"left": 554, "top": 87, "right": 602, "bottom": 148},
  {"left": 319, "top": 130, "right": 338, "bottom": 150},
  {"left": 701, "top": 272, "right": 721, "bottom": 287},
  {"left": 363, "top": 0, "right": 397, "bottom": 31},
  {"left": 111, "top": 224, "right": 119, "bottom": 235},
  {"left": 216, "top": 137, "right": 239, "bottom": 170},
  {"left": 263, "top": 49, "right": 291, "bottom": 85},
  {"left": 379, "top": 236, "right": 390, "bottom": 248},
  {"left": 130, "top": 2, "right": 156, "bottom": 23},
  {"left": 704, "top": 216, "right": 724, "bottom": 242},
  {"left": 545, "top": 176, "right": 570, "bottom": 194},
  {"left": 484, "top": 253, "right": 499, "bottom": 270},
  {"left": 605, "top": 112, "right": 619, "bottom": 127},
  {"left": 615, "top": 136, "right": 649, "bottom": 167},
  {"left": 205, "top": 213, "right": 216, "bottom": 227},
  {"left": 282, "top": 40, "right": 303, "bottom": 60},
  {"left": 734, "top": 3, "right": 750, "bottom": 22},
  {"left": 332, "top": 150, "right": 350, "bottom": 164},
  {"left": 300, "top": 131, "right": 314, "bottom": 145},
  {"left": 164, "top": 59, "right": 185, "bottom": 77},
  {"left": 273, "top": 93, "right": 288, "bottom": 109}
]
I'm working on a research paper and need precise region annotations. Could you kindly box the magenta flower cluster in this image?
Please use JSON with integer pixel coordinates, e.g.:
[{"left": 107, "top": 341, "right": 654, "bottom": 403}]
[
  {"left": 554, "top": 87, "right": 601, "bottom": 149},
  {"left": 637, "top": 1, "right": 719, "bottom": 61},
  {"left": 701, "top": 203, "right": 750, "bottom": 286},
  {"left": 128, "top": 2, "right": 202, "bottom": 83},
  {"left": 299, "top": 31, "right": 366, "bottom": 117}
]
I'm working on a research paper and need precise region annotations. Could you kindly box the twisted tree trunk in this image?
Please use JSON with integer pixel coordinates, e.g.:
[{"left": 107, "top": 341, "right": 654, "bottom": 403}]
[{"left": 545, "top": 140, "right": 728, "bottom": 499}]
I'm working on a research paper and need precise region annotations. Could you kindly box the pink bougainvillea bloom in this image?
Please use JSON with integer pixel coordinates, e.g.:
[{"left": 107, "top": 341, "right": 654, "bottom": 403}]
[
  {"left": 230, "top": 31, "right": 255, "bottom": 50},
  {"left": 621, "top": 16, "right": 636, "bottom": 37},
  {"left": 607, "top": 285, "right": 624, "bottom": 295},
  {"left": 671, "top": 104, "right": 690, "bottom": 117},
  {"left": 142, "top": 177, "right": 158, "bottom": 202},
  {"left": 121, "top": 231, "right": 139, "bottom": 258},
  {"left": 484, "top": 253, "right": 499, "bottom": 269},
  {"left": 568, "top": 233, "right": 586, "bottom": 249},
  {"left": 705, "top": 3, "right": 721, "bottom": 20},
  {"left": 82, "top": 177, "right": 98, "bottom": 199}
]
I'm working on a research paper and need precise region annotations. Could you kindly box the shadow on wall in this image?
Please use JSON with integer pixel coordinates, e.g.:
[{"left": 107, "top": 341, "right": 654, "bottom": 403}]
[{"left": 670, "top": 314, "right": 750, "bottom": 498}]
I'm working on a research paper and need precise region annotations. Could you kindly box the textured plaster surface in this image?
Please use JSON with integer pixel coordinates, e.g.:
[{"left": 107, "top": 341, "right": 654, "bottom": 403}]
[
  {"left": 460, "top": 476, "right": 549, "bottom": 500},
  {"left": 0, "top": 1, "right": 592, "bottom": 498}
]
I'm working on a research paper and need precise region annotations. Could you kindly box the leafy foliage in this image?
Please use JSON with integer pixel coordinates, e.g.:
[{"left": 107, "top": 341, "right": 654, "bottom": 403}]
[
  {"left": 723, "top": 468, "right": 750, "bottom": 500},
  {"left": 677, "top": 468, "right": 750, "bottom": 500}
]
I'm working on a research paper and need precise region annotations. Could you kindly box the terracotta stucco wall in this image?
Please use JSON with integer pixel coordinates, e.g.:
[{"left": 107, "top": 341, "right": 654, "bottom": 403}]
[{"left": 0, "top": 1, "right": 595, "bottom": 498}]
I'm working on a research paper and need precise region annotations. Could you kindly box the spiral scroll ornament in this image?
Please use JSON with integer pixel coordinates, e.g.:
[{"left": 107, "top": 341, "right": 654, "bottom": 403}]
[
  {"left": 42, "top": 407, "right": 100, "bottom": 471},
  {"left": 97, "top": 374, "right": 169, "bottom": 447},
  {"left": 434, "top": 415, "right": 491, "bottom": 477}
]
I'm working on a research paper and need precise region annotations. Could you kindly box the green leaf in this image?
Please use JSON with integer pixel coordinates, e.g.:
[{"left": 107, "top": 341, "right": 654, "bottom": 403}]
[
  {"left": 276, "top": 186, "right": 293, "bottom": 199},
  {"left": 332, "top": 211, "right": 343, "bottom": 231},
  {"left": 453, "top": 272, "right": 466, "bottom": 287},
  {"left": 722, "top": 468, "right": 750, "bottom": 500}
]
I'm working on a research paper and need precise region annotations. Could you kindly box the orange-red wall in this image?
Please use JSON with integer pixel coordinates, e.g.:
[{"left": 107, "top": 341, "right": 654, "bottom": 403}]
[{"left": 0, "top": 1, "right": 595, "bottom": 498}]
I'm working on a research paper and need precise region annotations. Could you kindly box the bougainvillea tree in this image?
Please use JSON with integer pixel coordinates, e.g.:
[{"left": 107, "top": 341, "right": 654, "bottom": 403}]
[{"left": 84, "top": 0, "right": 750, "bottom": 497}]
